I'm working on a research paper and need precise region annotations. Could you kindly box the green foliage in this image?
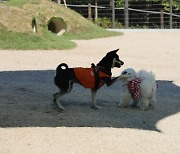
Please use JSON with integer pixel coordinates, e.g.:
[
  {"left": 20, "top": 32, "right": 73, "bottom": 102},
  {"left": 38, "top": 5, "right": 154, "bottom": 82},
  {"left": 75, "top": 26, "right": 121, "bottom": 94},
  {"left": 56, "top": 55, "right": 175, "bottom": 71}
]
[
  {"left": 116, "top": 0, "right": 124, "bottom": 8},
  {"left": 95, "top": 17, "right": 123, "bottom": 29},
  {"left": 116, "top": 0, "right": 180, "bottom": 10},
  {"left": 95, "top": 17, "right": 112, "bottom": 28},
  {"left": 162, "top": 0, "right": 180, "bottom": 11}
]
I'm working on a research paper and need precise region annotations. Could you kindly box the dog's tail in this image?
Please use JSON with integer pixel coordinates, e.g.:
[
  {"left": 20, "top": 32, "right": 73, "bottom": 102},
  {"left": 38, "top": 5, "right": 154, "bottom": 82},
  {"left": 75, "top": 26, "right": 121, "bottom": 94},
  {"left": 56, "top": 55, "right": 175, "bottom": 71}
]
[
  {"left": 138, "top": 70, "right": 156, "bottom": 87},
  {"left": 56, "top": 63, "right": 68, "bottom": 72},
  {"left": 55, "top": 63, "right": 68, "bottom": 77},
  {"left": 54, "top": 63, "right": 68, "bottom": 86}
]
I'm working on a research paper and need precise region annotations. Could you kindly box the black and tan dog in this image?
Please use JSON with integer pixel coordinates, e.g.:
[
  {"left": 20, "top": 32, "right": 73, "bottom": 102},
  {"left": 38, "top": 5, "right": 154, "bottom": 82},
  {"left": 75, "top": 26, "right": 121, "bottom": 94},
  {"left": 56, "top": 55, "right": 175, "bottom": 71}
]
[{"left": 53, "top": 49, "right": 124, "bottom": 110}]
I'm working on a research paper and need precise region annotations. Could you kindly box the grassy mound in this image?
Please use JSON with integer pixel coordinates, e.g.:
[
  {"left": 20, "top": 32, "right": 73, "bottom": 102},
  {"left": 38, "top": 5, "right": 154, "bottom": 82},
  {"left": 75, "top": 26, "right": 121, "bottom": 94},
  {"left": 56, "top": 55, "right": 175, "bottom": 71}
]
[{"left": 0, "top": 0, "right": 121, "bottom": 50}]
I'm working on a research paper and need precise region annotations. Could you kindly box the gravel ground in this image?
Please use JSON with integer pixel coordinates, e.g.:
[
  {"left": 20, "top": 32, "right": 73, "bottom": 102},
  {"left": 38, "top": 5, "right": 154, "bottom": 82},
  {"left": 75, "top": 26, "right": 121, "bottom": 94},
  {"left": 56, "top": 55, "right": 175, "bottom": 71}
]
[{"left": 0, "top": 30, "right": 180, "bottom": 154}]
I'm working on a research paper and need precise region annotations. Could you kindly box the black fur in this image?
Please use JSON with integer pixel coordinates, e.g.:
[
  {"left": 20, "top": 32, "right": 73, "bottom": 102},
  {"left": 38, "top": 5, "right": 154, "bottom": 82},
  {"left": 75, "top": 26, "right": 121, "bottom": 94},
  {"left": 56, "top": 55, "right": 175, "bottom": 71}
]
[
  {"left": 54, "top": 63, "right": 77, "bottom": 92},
  {"left": 53, "top": 49, "right": 124, "bottom": 110}
]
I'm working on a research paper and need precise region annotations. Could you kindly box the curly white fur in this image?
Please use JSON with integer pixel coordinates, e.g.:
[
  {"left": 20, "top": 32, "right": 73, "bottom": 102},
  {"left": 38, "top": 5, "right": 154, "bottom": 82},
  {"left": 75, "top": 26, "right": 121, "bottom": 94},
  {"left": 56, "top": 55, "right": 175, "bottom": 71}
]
[{"left": 119, "top": 68, "right": 157, "bottom": 110}]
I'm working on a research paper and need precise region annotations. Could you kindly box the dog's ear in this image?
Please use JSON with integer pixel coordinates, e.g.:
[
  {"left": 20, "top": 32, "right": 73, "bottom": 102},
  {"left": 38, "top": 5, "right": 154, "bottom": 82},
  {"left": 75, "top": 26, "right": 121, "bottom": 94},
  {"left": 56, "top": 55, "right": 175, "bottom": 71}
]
[
  {"left": 107, "top": 48, "right": 119, "bottom": 55},
  {"left": 113, "top": 48, "right": 119, "bottom": 53},
  {"left": 111, "top": 48, "right": 119, "bottom": 53}
]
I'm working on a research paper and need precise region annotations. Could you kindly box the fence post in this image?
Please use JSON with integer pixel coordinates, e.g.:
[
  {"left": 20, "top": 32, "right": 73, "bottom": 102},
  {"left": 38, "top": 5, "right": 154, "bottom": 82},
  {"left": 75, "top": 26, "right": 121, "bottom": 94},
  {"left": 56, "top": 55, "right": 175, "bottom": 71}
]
[
  {"left": 170, "top": 0, "right": 173, "bottom": 29},
  {"left": 111, "top": 0, "right": 115, "bottom": 28},
  {"left": 57, "top": 0, "right": 61, "bottom": 4},
  {"left": 63, "top": 0, "right": 67, "bottom": 8},
  {"left": 88, "top": 3, "right": 92, "bottom": 20},
  {"left": 95, "top": 0, "right": 98, "bottom": 21},
  {"left": 160, "top": 10, "right": 164, "bottom": 29},
  {"left": 125, "top": 0, "right": 129, "bottom": 28}
]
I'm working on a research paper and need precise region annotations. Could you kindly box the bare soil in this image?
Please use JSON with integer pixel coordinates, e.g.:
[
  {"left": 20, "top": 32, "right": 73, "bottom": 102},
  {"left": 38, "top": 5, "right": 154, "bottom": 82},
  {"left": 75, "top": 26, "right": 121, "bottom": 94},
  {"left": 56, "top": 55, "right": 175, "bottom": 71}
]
[{"left": 0, "top": 30, "right": 180, "bottom": 154}]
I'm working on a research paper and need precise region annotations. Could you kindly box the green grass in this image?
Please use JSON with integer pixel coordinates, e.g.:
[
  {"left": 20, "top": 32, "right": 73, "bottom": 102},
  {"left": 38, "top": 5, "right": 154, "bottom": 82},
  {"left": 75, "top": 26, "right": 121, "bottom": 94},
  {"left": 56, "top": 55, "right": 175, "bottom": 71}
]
[
  {"left": 5, "top": 0, "right": 39, "bottom": 7},
  {"left": 64, "top": 27, "right": 121, "bottom": 41},
  {"left": 66, "top": 26, "right": 121, "bottom": 40},
  {"left": 0, "top": 0, "right": 122, "bottom": 50},
  {"left": 0, "top": 30, "right": 76, "bottom": 50},
  {"left": 0, "top": 27, "right": 120, "bottom": 50}
]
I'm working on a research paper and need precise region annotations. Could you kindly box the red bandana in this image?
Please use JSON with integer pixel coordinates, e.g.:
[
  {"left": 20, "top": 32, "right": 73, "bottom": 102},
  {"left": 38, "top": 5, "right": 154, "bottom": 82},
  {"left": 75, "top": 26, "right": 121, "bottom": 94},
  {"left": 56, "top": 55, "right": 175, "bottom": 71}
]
[{"left": 127, "top": 78, "right": 143, "bottom": 99}]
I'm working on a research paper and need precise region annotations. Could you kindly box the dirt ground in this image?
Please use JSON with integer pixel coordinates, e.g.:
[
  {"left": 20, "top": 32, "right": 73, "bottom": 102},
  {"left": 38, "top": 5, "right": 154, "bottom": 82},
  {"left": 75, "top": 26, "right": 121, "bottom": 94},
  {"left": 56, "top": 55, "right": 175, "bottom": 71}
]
[{"left": 0, "top": 30, "right": 180, "bottom": 154}]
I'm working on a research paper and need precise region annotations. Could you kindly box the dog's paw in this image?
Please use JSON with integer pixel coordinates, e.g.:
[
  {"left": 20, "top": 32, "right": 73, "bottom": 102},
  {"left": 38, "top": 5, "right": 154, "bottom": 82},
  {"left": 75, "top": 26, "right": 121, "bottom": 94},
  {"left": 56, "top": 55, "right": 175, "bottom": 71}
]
[
  {"left": 139, "top": 106, "right": 149, "bottom": 111},
  {"left": 53, "top": 99, "right": 65, "bottom": 111},
  {"left": 91, "top": 105, "right": 102, "bottom": 109},
  {"left": 149, "top": 105, "right": 155, "bottom": 110},
  {"left": 118, "top": 103, "right": 128, "bottom": 108},
  {"left": 57, "top": 104, "right": 65, "bottom": 111}
]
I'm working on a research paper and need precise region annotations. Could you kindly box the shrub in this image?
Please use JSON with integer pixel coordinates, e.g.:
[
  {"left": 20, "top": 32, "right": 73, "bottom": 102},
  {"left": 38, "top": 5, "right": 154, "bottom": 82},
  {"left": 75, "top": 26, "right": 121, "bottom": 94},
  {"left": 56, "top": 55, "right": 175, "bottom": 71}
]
[{"left": 94, "top": 17, "right": 123, "bottom": 29}]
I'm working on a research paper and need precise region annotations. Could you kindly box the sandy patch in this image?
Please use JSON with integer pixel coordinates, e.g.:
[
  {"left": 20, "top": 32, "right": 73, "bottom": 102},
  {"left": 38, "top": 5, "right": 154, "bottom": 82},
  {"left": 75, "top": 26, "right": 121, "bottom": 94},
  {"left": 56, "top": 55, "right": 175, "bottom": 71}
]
[{"left": 0, "top": 30, "right": 180, "bottom": 154}]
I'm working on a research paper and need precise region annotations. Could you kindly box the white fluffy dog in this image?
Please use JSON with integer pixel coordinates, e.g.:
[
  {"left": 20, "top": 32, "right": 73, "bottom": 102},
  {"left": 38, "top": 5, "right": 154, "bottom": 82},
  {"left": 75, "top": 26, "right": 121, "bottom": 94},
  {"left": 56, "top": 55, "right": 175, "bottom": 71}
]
[{"left": 118, "top": 68, "right": 157, "bottom": 110}]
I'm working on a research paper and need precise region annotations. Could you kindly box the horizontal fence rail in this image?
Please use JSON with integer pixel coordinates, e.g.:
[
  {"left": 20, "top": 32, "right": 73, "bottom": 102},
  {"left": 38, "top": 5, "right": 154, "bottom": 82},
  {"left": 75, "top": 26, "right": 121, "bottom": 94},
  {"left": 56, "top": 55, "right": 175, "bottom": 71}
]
[{"left": 52, "top": 0, "right": 180, "bottom": 29}]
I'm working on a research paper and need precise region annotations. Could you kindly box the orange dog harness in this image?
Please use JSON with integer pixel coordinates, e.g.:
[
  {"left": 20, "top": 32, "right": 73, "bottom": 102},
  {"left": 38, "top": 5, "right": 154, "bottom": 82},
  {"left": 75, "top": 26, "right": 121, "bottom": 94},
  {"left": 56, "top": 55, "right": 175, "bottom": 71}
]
[{"left": 74, "top": 67, "right": 110, "bottom": 89}]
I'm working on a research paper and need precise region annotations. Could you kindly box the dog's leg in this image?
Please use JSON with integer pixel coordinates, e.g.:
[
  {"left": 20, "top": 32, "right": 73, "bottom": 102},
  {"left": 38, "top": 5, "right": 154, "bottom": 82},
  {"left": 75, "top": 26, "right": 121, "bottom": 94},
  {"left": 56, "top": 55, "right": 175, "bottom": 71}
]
[
  {"left": 53, "top": 80, "right": 74, "bottom": 111},
  {"left": 53, "top": 92, "right": 59, "bottom": 98},
  {"left": 91, "top": 89, "right": 102, "bottom": 109},
  {"left": 149, "top": 96, "right": 156, "bottom": 109},
  {"left": 118, "top": 94, "right": 131, "bottom": 108},
  {"left": 130, "top": 99, "right": 139, "bottom": 107},
  {"left": 118, "top": 88, "right": 131, "bottom": 108},
  {"left": 53, "top": 90, "right": 66, "bottom": 111},
  {"left": 149, "top": 88, "right": 156, "bottom": 109},
  {"left": 108, "top": 77, "right": 120, "bottom": 86},
  {"left": 106, "top": 75, "right": 131, "bottom": 87},
  {"left": 139, "top": 98, "right": 149, "bottom": 110}
]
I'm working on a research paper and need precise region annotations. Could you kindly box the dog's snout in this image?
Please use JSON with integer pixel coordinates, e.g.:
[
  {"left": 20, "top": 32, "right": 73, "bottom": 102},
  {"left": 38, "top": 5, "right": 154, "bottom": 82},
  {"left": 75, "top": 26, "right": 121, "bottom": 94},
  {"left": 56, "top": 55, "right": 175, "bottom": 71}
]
[{"left": 121, "top": 61, "right": 124, "bottom": 65}]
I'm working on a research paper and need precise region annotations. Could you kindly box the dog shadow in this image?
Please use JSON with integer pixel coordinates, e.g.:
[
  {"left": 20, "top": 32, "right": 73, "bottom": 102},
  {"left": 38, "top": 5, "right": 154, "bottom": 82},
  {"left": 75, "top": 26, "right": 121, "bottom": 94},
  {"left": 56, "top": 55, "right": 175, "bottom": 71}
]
[{"left": 0, "top": 70, "right": 179, "bottom": 131}]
